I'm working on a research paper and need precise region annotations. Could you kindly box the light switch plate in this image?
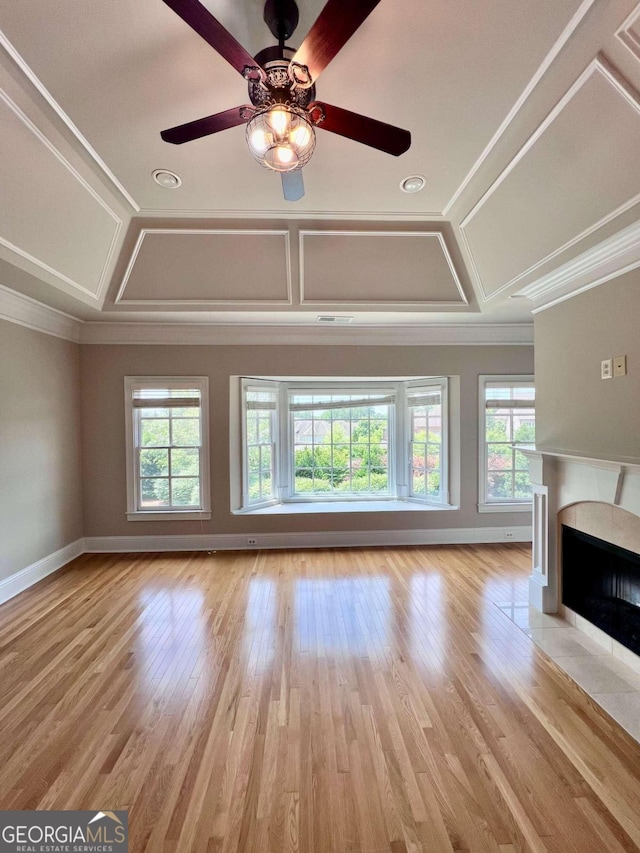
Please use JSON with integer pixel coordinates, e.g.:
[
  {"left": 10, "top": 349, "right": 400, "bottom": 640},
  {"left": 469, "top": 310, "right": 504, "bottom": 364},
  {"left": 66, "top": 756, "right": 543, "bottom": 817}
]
[
  {"left": 613, "top": 355, "right": 627, "bottom": 377},
  {"left": 601, "top": 358, "right": 613, "bottom": 379}
]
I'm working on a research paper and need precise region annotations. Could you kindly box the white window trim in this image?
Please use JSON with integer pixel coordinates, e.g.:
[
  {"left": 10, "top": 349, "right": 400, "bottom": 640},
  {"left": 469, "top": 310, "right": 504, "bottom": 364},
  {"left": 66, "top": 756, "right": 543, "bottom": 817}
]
[
  {"left": 124, "top": 376, "right": 211, "bottom": 521},
  {"left": 478, "top": 374, "right": 534, "bottom": 513},
  {"left": 237, "top": 376, "right": 456, "bottom": 513}
]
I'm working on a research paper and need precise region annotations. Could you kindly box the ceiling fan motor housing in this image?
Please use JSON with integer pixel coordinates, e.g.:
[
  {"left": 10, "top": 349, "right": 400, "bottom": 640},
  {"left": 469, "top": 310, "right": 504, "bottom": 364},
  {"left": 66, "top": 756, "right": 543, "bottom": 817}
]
[{"left": 249, "top": 47, "right": 316, "bottom": 109}]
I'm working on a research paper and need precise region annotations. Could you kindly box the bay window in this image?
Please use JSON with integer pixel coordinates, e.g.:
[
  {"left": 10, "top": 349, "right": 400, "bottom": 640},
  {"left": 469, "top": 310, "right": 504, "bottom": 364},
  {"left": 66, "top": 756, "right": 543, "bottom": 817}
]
[{"left": 239, "top": 377, "right": 451, "bottom": 511}]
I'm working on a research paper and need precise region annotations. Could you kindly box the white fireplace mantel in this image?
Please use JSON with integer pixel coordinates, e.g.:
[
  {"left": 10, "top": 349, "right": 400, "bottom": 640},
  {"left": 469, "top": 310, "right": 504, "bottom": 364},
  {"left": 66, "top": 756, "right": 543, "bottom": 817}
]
[{"left": 522, "top": 450, "right": 640, "bottom": 613}]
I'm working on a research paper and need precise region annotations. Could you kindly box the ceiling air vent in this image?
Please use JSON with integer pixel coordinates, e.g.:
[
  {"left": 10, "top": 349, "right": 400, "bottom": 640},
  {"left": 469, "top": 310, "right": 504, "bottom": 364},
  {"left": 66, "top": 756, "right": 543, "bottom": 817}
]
[{"left": 317, "top": 315, "right": 354, "bottom": 324}]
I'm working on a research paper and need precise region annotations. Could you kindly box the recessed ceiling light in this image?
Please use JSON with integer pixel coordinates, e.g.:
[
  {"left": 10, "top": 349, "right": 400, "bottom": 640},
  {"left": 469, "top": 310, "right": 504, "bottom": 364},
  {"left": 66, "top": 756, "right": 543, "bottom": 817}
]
[
  {"left": 152, "top": 169, "right": 182, "bottom": 189},
  {"left": 400, "top": 174, "right": 426, "bottom": 194}
]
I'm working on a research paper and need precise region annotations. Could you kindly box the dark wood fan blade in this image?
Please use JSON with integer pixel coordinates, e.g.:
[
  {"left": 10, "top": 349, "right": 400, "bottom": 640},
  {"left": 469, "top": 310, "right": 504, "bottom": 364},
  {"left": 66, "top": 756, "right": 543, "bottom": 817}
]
[
  {"left": 310, "top": 102, "right": 410, "bottom": 156},
  {"left": 281, "top": 170, "right": 304, "bottom": 201},
  {"left": 162, "top": 0, "right": 262, "bottom": 77},
  {"left": 161, "top": 106, "right": 250, "bottom": 144},
  {"left": 292, "top": 0, "right": 382, "bottom": 83}
]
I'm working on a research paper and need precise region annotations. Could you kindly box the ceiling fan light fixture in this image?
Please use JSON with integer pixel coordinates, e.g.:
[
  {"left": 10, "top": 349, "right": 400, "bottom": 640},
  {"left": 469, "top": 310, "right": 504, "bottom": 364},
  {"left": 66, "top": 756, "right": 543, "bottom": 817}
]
[{"left": 246, "top": 105, "right": 315, "bottom": 172}]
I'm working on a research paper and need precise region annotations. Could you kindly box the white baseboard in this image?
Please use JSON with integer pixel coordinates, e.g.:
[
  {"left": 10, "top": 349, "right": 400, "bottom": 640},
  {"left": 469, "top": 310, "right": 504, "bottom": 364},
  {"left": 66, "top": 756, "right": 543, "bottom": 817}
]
[
  {"left": 0, "top": 539, "right": 84, "bottom": 605},
  {"left": 83, "top": 525, "right": 531, "bottom": 553},
  {"left": 0, "top": 528, "right": 532, "bottom": 606}
]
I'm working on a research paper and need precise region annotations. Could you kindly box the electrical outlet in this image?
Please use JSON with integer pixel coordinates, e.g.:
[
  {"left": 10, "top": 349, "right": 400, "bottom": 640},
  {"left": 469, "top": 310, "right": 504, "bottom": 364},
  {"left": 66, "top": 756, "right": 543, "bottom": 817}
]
[
  {"left": 601, "top": 358, "right": 613, "bottom": 380},
  {"left": 247, "top": 538, "right": 257, "bottom": 545},
  {"left": 504, "top": 531, "right": 514, "bottom": 539},
  {"left": 613, "top": 355, "right": 627, "bottom": 377}
]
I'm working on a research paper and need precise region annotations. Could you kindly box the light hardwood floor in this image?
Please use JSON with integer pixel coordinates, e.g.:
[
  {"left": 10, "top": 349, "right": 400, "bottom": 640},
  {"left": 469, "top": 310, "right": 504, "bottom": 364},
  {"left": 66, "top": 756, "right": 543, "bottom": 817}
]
[{"left": 1, "top": 545, "right": 639, "bottom": 852}]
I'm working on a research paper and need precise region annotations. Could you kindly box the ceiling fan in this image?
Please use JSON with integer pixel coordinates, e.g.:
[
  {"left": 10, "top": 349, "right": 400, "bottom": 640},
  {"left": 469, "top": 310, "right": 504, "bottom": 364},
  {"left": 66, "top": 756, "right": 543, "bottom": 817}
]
[{"left": 160, "top": 0, "right": 411, "bottom": 201}]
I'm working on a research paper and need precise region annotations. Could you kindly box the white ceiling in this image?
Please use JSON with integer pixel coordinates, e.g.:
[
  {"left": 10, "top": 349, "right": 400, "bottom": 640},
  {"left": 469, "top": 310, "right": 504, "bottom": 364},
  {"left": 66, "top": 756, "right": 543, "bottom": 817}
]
[{"left": 1, "top": 0, "right": 640, "bottom": 339}]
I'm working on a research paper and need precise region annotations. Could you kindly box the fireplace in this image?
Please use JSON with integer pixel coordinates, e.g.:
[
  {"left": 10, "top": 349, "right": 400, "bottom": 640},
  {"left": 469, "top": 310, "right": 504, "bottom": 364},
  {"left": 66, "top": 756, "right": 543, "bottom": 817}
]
[{"left": 562, "top": 525, "right": 640, "bottom": 656}]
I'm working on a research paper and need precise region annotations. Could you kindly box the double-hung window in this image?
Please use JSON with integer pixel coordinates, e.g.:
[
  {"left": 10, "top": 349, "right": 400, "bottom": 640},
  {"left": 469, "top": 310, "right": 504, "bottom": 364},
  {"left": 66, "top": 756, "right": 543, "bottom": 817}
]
[
  {"left": 479, "top": 376, "right": 535, "bottom": 512},
  {"left": 243, "top": 384, "right": 279, "bottom": 508},
  {"left": 239, "top": 377, "right": 451, "bottom": 511},
  {"left": 407, "top": 382, "right": 447, "bottom": 503},
  {"left": 125, "top": 377, "right": 210, "bottom": 520}
]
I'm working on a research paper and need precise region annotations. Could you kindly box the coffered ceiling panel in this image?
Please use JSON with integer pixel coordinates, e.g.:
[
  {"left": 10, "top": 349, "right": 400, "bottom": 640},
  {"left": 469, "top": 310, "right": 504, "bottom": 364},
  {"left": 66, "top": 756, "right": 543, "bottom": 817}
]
[
  {"left": 0, "top": 89, "right": 121, "bottom": 301},
  {"left": 300, "top": 231, "right": 466, "bottom": 307},
  {"left": 0, "top": 0, "right": 585, "bottom": 215},
  {"left": 117, "top": 229, "right": 290, "bottom": 304},
  {"left": 461, "top": 59, "right": 640, "bottom": 299}
]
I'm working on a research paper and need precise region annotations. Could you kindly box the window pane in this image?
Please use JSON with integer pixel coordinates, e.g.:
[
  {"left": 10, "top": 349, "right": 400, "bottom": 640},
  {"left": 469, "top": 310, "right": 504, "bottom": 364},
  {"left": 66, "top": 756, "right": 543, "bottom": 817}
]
[
  {"left": 246, "top": 416, "right": 258, "bottom": 445},
  {"left": 290, "top": 395, "right": 391, "bottom": 497},
  {"left": 171, "top": 478, "right": 200, "bottom": 506},
  {"left": 248, "top": 473, "right": 260, "bottom": 499},
  {"left": 171, "top": 406, "right": 199, "bottom": 418},
  {"left": 426, "top": 472, "right": 441, "bottom": 497},
  {"left": 487, "top": 472, "right": 514, "bottom": 500},
  {"left": 141, "top": 418, "right": 169, "bottom": 446},
  {"left": 426, "top": 446, "right": 440, "bottom": 473},
  {"left": 488, "top": 444, "right": 512, "bottom": 471},
  {"left": 141, "top": 478, "right": 170, "bottom": 506},
  {"left": 171, "top": 447, "right": 199, "bottom": 476},
  {"left": 172, "top": 418, "right": 200, "bottom": 446},
  {"left": 487, "top": 414, "right": 511, "bottom": 441},
  {"left": 258, "top": 417, "right": 272, "bottom": 442},
  {"left": 248, "top": 446, "right": 260, "bottom": 471},
  {"left": 141, "top": 407, "right": 169, "bottom": 418},
  {"left": 412, "top": 471, "right": 425, "bottom": 494},
  {"left": 261, "top": 445, "right": 272, "bottom": 470},
  {"left": 515, "top": 472, "right": 533, "bottom": 500},
  {"left": 140, "top": 448, "right": 168, "bottom": 477}
]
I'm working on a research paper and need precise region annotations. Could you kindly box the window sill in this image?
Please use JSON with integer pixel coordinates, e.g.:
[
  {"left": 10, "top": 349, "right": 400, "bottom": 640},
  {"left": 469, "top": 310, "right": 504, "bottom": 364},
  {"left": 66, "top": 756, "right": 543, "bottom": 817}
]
[
  {"left": 127, "top": 511, "right": 212, "bottom": 522},
  {"left": 234, "top": 500, "right": 458, "bottom": 516},
  {"left": 478, "top": 502, "right": 532, "bottom": 514}
]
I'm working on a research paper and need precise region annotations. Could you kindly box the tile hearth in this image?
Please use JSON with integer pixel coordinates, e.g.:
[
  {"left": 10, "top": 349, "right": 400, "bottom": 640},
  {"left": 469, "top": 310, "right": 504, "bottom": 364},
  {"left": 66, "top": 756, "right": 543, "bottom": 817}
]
[{"left": 497, "top": 600, "right": 640, "bottom": 743}]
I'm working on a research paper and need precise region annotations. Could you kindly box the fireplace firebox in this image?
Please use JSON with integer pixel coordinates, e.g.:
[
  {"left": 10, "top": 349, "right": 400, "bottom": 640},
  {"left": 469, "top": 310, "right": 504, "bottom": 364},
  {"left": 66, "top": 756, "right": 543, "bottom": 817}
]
[{"left": 562, "top": 525, "right": 640, "bottom": 656}]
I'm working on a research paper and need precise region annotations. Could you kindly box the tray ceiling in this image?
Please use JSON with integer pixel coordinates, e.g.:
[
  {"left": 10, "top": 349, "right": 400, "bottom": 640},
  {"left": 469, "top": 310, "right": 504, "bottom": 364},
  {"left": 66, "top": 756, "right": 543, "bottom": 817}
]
[{"left": 1, "top": 0, "right": 640, "bottom": 336}]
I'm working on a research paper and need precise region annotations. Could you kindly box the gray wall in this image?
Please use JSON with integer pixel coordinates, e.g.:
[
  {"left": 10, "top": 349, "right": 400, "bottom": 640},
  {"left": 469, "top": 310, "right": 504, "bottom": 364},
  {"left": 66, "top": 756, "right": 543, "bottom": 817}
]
[
  {"left": 80, "top": 343, "right": 534, "bottom": 538},
  {"left": 535, "top": 270, "right": 640, "bottom": 463},
  {"left": 0, "top": 320, "right": 83, "bottom": 580}
]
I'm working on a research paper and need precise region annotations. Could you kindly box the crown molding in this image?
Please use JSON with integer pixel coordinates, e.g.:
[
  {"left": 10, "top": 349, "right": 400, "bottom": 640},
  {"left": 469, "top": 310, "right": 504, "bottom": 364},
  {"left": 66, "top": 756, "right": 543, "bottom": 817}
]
[
  {"left": 516, "top": 219, "right": 640, "bottom": 312},
  {"left": 79, "top": 321, "right": 533, "bottom": 346},
  {"left": 0, "top": 284, "right": 82, "bottom": 342},
  {"left": 136, "top": 208, "right": 446, "bottom": 221}
]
